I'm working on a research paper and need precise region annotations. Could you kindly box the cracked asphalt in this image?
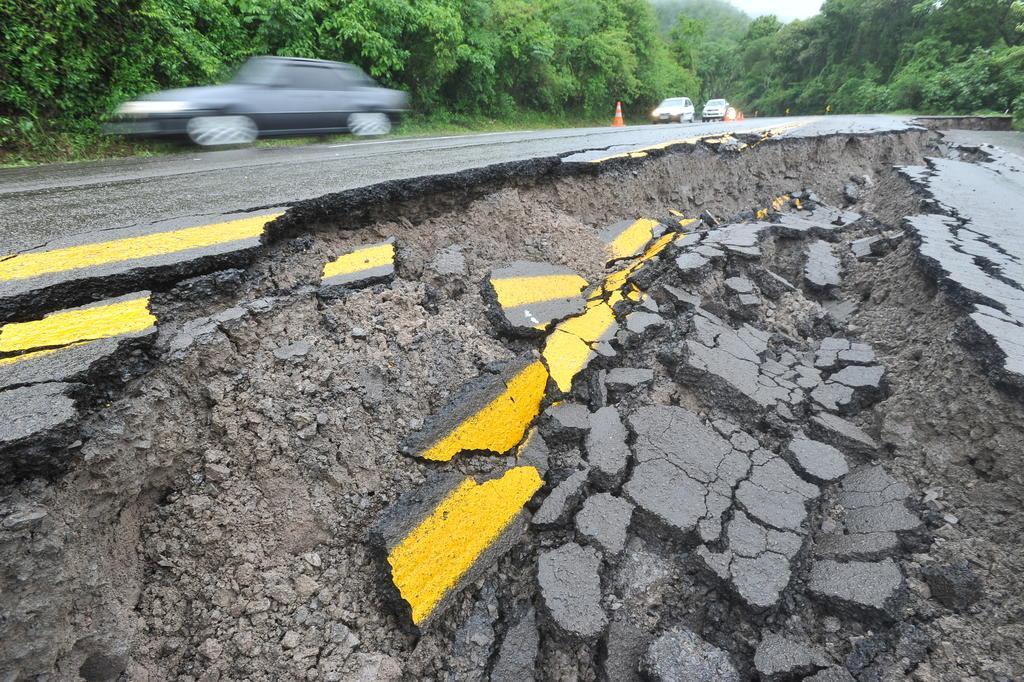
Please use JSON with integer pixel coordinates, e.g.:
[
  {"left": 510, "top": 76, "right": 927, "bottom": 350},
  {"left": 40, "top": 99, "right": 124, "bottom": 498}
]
[{"left": 0, "top": 115, "right": 917, "bottom": 254}]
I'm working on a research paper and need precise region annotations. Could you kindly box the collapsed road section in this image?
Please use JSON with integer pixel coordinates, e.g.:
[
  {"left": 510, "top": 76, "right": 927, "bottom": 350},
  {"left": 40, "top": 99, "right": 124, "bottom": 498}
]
[{"left": 1, "top": 120, "right": 1023, "bottom": 681}]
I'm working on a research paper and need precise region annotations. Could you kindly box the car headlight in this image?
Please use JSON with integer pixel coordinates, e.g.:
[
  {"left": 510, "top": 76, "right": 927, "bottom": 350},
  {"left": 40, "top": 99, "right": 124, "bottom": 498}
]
[{"left": 116, "top": 101, "right": 193, "bottom": 115}]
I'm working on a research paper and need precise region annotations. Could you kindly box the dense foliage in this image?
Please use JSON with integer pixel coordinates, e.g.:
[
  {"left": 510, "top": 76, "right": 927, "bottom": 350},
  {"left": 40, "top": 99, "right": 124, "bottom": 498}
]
[
  {"left": 0, "top": 0, "right": 696, "bottom": 153},
  {"left": 654, "top": 0, "right": 1024, "bottom": 120},
  {"left": 1, "top": 0, "right": 1021, "bottom": 159}
]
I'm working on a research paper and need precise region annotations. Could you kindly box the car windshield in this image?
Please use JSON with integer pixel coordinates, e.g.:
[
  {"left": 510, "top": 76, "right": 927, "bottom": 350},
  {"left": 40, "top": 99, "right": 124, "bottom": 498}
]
[
  {"left": 706, "top": 99, "right": 727, "bottom": 106},
  {"left": 660, "top": 98, "right": 685, "bottom": 107},
  {"left": 231, "top": 58, "right": 279, "bottom": 86}
]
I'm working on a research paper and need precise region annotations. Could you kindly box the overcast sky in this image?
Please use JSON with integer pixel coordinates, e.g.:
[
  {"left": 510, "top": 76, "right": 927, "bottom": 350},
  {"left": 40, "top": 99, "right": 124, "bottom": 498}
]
[{"left": 728, "top": 0, "right": 824, "bottom": 22}]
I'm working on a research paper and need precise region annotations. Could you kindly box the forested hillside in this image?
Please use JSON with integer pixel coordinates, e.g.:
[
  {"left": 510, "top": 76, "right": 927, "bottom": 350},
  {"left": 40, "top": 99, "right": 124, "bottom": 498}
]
[
  {"left": 655, "top": 0, "right": 1024, "bottom": 118},
  {"left": 1, "top": 0, "right": 1021, "bottom": 161}
]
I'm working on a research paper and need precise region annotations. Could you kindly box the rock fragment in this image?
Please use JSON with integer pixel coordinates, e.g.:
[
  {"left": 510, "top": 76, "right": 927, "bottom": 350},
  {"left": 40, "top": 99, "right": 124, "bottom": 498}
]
[
  {"left": 804, "top": 240, "right": 842, "bottom": 297},
  {"left": 575, "top": 493, "right": 634, "bottom": 556},
  {"left": 809, "top": 559, "right": 903, "bottom": 616},
  {"left": 640, "top": 629, "right": 740, "bottom": 682},
  {"left": 537, "top": 543, "right": 607, "bottom": 640},
  {"left": 585, "top": 406, "right": 630, "bottom": 488},
  {"left": 754, "top": 632, "right": 829, "bottom": 680},
  {"left": 490, "top": 607, "right": 539, "bottom": 682},
  {"left": 922, "top": 561, "right": 983, "bottom": 610}
]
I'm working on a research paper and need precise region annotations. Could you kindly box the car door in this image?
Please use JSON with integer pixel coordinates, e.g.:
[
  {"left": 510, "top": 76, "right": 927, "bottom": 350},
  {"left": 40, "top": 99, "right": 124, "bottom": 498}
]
[{"left": 260, "top": 63, "right": 347, "bottom": 132}]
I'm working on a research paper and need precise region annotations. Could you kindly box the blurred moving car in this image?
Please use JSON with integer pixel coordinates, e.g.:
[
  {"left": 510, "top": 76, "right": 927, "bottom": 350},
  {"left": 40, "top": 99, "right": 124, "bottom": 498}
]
[
  {"left": 650, "top": 97, "right": 695, "bottom": 123},
  {"left": 701, "top": 99, "right": 730, "bottom": 122},
  {"left": 105, "top": 56, "right": 410, "bottom": 146}
]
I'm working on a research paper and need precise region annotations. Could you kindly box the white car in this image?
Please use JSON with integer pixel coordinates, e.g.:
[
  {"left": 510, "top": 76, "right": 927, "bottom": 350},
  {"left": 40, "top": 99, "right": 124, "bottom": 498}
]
[
  {"left": 650, "top": 97, "right": 695, "bottom": 124},
  {"left": 701, "top": 99, "right": 730, "bottom": 121}
]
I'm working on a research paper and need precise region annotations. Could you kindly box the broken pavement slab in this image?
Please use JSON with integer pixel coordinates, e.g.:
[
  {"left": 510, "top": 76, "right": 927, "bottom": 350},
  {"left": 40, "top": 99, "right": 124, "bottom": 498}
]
[
  {"left": 485, "top": 261, "right": 589, "bottom": 335},
  {"left": 0, "top": 211, "right": 279, "bottom": 322},
  {"left": 537, "top": 542, "right": 607, "bottom": 640},
  {"left": 0, "top": 382, "right": 79, "bottom": 471},
  {"left": 600, "top": 219, "right": 664, "bottom": 264},
  {"left": 371, "top": 466, "right": 543, "bottom": 628},
  {"left": 0, "top": 292, "right": 157, "bottom": 391},
  {"left": 640, "top": 628, "right": 740, "bottom": 682},
  {"left": 808, "top": 558, "right": 904, "bottom": 617},
  {"left": 575, "top": 492, "right": 634, "bottom": 556},
  {"left": 320, "top": 238, "right": 396, "bottom": 294},
  {"left": 804, "top": 240, "right": 842, "bottom": 297},
  {"left": 401, "top": 356, "right": 548, "bottom": 462}
]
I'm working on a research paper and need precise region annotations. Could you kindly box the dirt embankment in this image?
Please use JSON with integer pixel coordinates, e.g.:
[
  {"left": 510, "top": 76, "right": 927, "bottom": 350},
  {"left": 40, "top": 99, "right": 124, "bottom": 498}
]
[{"left": 3, "top": 127, "right": 1022, "bottom": 682}]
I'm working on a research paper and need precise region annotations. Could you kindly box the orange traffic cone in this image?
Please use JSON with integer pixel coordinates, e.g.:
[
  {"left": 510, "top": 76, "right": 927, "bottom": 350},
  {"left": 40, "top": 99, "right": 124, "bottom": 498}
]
[{"left": 611, "top": 101, "right": 625, "bottom": 127}]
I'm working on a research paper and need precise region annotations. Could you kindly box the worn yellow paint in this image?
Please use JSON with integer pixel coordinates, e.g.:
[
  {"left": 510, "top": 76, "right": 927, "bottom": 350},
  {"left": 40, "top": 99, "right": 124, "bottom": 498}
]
[
  {"left": 491, "top": 273, "right": 589, "bottom": 309},
  {"left": 756, "top": 208, "right": 770, "bottom": 220},
  {"left": 0, "top": 344, "right": 75, "bottom": 367},
  {"left": 322, "top": 242, "right": 395, "bottom": 280},
  {"left": 772, "top": 194, "right": 791, "bottom": 211},
  {"left": 0, "top": 295, "right": 155, "bottom": 354},
  {"left": 543, "top": 299, "right": 617, "bottom": 392},
  {"left": 418, "top": 360, "right": 549, "bottom": 462},
  {"left": 387, "top": 466, "right": 544, "bottom": 624},
  {"left": 588, "top": 121, "right": 812, "bottom": 164},
  {"left": 678, "top": 218, "right": 699, "bottom": 229},
  {"left": 794, "top": 198, "right": 804, "bottom": 210},
  {"left": 0, "top": 215, "right": 277, "bottom": 283},
  {"left": 607, "top": 218, "right": 660, "bottom": 261}
]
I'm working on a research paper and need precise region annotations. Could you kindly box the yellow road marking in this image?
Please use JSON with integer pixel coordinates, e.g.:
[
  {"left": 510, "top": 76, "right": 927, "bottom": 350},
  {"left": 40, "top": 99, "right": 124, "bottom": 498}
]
[
  {"left": 387, "top": 466, "right": 543, "bottom": 625},
  {"left": 491, "top": 274, "right": 589, "bottom": 309},
  {"left": 419, "top": 360, "right": 549, "bottom": 462},
  {"left": 0, "top": 295, "right": 155, "bottom": 356},
  {"left": 543, "top": 299, "right": 617, "bottom": 392},
  {"left": 756, "top": 194, "right": 792, "bottom": 220},
  {"left": 588, "top": 121, "right": 812, "bottom": 163},
  {"left": 607, "top": 219, "right": 660, "bottom": 261},
  {"left": 322, "top": 242, "right": 395, "bottom": 280},
  {"left": 0, "top": 215, "right": 277, "bottom": 283}
]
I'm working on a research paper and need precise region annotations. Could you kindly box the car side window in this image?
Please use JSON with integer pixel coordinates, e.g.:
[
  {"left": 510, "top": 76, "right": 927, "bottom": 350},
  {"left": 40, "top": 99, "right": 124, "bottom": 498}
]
[{"left": 281, "top": 64, "right": 347, "bottom": 91}]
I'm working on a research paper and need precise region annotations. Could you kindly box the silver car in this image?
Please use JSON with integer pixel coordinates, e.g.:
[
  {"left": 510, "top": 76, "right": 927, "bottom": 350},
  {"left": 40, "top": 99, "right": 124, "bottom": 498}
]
[
  {"left": 105, "top": 56, "right": 410, "bottom": 146},
  {"left": 650, "top": 97, "right": 695, "bottom": 124},
  {"left": 701, "top": 99, "right": 730, "bottom": 122}
]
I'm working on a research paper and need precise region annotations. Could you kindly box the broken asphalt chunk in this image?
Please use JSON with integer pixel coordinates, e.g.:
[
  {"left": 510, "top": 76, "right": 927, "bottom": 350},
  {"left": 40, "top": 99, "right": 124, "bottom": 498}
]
[
  {"left": 784, "top": 433, "right": 849, "bottom": 483},
  {"left": 485, "top": 261, "right": 588, "bottom": 336},
  {"left": 0, "top": 382, "right": 80, "bottom": 476},
  {"left": 537, "top": 542, "right": 607, "bottom": 640},
  {"left": 640, "top": 629, "right": 740, "bottom": 682},
  {"left": 0, "top": 291, "right": 157, "bottom": 392},
  {"left": 320, "top": 238, "right": 396, "bottom": 294},
  {"left": 600, "top": 218, "right": 663, "bottom": 263},
  {"left": 808, "top": 413, "right": 879, "bottom": 456},
  {"left": 804, "top": 240, "right": 842, "bottom": 297},
  {"left": 574, "top": 493, "right": 633, "bottom": 556},
  {"left": 490, "top": 606, "right": 539, "bottom": 682},
  {"left": 585, "top": 406, "right": 630, "bottom": 488},
  {"left": 0, "top": 211, "right": 277, "bottom": 322},
  {"left": 809, "top": 558, "right": 904, "bottom": 617},
  {"left": 371, "top": 466, "right": 543, "bottom": 628},
  {"left": 401, "top": 356, "right": 548, "bottom": 462},
  {"left": 754, "top": 632, "right": 829, "bottom": 681},
  {"left": 532, "top": 469, "right": 588, "bottom": 529}
]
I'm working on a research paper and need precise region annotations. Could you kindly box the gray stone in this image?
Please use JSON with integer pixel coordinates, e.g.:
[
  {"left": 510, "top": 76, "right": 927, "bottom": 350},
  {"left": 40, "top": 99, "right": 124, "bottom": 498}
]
[
  {"left": 785, "top": 433, "right": 849, "bottom": 482},
  {"left": 490, "top": 607, "right": 539, "bottom": 682},
  {"left": 804, "top": 240, "right": 842, "bottom": 296},
  {"left": 1, "top": 507, "right": 47, "bottom": 531},
  {"left": 273, "top": 340, "right": 311, "bottom": 360},
  {"left": 754, "top": 632, "right": 828, "bottom": 680},
  {"left": 602, "top": 615, "right": 648, "bottom": 682},
  {"left": 922, "top": 561, "right": 983, "bottom": 610},
  {"left": 605, "top": 367, "right": 655, "bottom": 392},
  {"left": 585, "top": 407, "right": 630, "bottom": 488},
  {"left": 843, "top": 182, "right": 861, "bottom": 204},
  {"left": 808, "top": 559, "right": 903, "bottom": 615},
  {"left": 735, "top": 458, "right": 819, "bottom": 532},
  {"left": 814, "top": 532, "right": 899, "bottom": 561},
  {"left": 537, "top": 543, "right": 607, "bottom": 640},
  {"left": 532, "top": 470, "right": 589, "bottom": 529},
  {"left": 640, "top": 629, "right": 740, "bottom": 682},
  {"left": 575, "top": 493, "right": 634, "bottom": 556},
  {"left": 540, "top": 402, "right": 591, "bottom": 444},
  {"left": 808, "top": 413, "right": 879, "bottom": 455},
  {"left": 805, "top": 667, "right": 856, "bottom": 682},
  {"left": 625, "top": 406, "right": 750, "bottom": 543},
  {"left": 624, "top": 311, "right": 665, "bottom": 336}
]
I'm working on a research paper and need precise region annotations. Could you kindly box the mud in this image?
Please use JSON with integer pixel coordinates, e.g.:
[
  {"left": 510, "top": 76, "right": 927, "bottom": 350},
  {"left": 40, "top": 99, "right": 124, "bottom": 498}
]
[{"left": 3, "top": 127, "right": 1023, "bottom": 682}]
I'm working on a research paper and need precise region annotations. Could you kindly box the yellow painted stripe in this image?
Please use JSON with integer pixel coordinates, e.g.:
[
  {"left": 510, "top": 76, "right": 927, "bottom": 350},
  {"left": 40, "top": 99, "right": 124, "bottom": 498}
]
[
  {"left": 419, "top": 360, "right": 549, "bottom": 462},
  {"left": 608, "top": 219, "right": 660, "bottom": 261},
  {"left": 388, "top": 466, "right": 544, "bottom": 624},
  {"left": 543, "top": 300, "right": 617, "bottom": 392},
  {"left": 588, "top": 121, "right": 812, "bottom": 163},
  {"left": 0, "top": 215, "right": 277, "bottom": 283},
  {"left": 491, "top": 274, "right": 589, "bottom": 309},
  {"left": 0, "top": 296, "right": 155, "bottom": 354},
  {"left": 322, "top": 242, "right": 395, "bottom": 280}
]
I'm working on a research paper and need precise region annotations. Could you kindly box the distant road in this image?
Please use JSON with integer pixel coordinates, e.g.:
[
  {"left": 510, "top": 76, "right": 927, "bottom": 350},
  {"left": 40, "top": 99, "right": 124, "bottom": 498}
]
[{"left": 0, "top": 116, "right": 913, "bottom": 253}]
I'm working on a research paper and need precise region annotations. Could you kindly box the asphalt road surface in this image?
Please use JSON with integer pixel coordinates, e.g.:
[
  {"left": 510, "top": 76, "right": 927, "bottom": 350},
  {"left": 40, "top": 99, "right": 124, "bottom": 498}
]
[{"left": 0, "top": 115, "right": 925, "bottom": 254}]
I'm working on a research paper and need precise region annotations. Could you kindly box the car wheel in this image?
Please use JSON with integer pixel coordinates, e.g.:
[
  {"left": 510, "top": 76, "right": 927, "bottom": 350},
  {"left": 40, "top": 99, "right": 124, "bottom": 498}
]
[
  {"left": 348, "top": 112, "right": 392, "bottom": 137},
  {"left": 186, "top": 115, "right": 258, "bottom": 146}
]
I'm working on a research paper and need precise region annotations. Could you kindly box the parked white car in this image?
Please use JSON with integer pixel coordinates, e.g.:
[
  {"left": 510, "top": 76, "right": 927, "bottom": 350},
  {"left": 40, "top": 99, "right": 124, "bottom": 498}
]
[
  {"left": 650, "top": 97, "right": 695, "bottom": 124},
  {"left": 701, "top": 98, "right": 730, "bottom": 122}
]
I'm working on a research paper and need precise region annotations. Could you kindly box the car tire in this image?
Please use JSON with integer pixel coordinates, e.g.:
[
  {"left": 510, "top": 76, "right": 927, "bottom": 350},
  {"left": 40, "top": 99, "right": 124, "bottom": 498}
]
[
  {"left": 186, "top": 115, "right": 258, "bottom": 146},
  {"left": 348, "top": 112, "right": 392, "bottom": 137}
]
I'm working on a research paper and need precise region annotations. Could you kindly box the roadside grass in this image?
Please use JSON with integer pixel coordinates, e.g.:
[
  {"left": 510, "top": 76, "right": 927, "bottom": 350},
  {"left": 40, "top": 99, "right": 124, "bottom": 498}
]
[{"left": 0, "top": 111, "right": 607, "bottom": 168}]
